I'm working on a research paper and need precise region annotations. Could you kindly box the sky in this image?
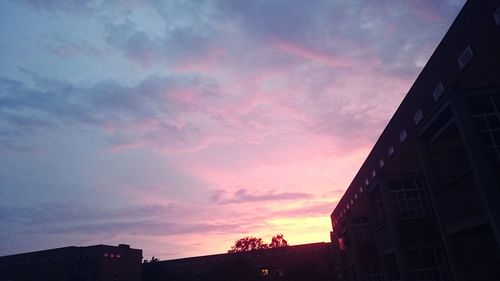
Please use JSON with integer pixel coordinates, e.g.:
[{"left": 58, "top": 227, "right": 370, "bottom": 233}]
[{"left": 0, "top": 0, "right": 465, "bottom": 260}]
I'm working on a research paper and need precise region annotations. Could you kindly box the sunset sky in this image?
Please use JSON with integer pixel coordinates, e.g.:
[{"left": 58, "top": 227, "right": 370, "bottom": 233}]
[{"left": 0, "top": 0, "right": 465, "bottom": 259}]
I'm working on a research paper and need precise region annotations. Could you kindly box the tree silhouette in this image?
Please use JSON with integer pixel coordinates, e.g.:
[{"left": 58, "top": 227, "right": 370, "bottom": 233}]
[
  {"left": 228, "top": 236, "right": 268, "bottom": 253},
  {"left": 228, "top": 234, "right": 289, "bottom": 253},
  {"left": 143, "top": 256, "right": 160, "bottom": 263},
  {"left": 269, "top": 233, "right": 288, "bottom": 248}
]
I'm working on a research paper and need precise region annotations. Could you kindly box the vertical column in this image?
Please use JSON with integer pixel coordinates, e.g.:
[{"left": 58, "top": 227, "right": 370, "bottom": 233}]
[
  {"left": 449, "top": 89, "right": 500, "bottom": 246},
  {"left": 372, "top": 179, "right": 412, "bottom": 281}
]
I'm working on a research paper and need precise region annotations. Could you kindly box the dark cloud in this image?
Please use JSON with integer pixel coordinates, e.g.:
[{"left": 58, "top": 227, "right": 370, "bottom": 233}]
[
  {"left": 212, "top": 189, "right": 313, "bottom": 204},
  {"left": 45, "top": 37, "right": 104, "bottom": 58},
  {"left": 50, "top": 220, "right": 240, "bottom": 236},
  {"left": 20, "top": 0, "right": 96, "bottom": 12},
  {"left": 0, "top": 72, "right": 219, "bottom": 152},
  {"left": 0, "top": 203, "right": 175, "bottom": 225},
  {"left": 104, "top": 15, "right": 217, "bottom": 68},
  {"left": 215, "top": 0, "right": 464, "bottom": 75},
  {"left": 17, "top": 0, "right": 464, "bottom": 76},
  {"left": 0, "top": 199, "right": 267, "bottom": 257},
  {"left": 0, "top": 203, "right": 252, "bottom": 238}
]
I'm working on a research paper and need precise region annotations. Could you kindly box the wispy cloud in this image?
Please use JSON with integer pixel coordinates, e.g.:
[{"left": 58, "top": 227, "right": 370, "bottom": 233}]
[{"left": 211, "top": 189, "right": 313, "bottom": 204}]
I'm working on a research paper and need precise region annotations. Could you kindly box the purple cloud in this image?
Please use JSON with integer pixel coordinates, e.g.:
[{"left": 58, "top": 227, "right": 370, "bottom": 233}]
[{"left": 212, "top": 189, "right": 313, "bottom": 204}]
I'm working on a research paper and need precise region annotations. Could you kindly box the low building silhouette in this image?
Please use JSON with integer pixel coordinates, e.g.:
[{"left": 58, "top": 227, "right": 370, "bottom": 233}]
[
  {"left": 330, "top": 0, "right": 500, "bottom": 280},
  {"left": 1, "top": 242, "right": 334, "bottom": 281},
  {"left": 0, "top": 244, "right": 142, "bottom": 281},
  {"left": 143, "top": 242, "right": 335, "bottom": 281}
]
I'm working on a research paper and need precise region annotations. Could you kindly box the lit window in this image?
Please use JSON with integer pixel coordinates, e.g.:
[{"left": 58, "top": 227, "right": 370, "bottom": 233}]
[
  {"left": 371, "top": 169, "right": 376, "bottom": 178},
  {"left": 399, "top": 130, "right": 407, "bottom": 143},
  {"left": 457, "top": 45, "right": 474, "bottom": 70},
  {"left": 103, "top": 253, "right": 109, "bottom": 257},
  {"left": 350, "top": 199, "right": 354, "bottom": 205},
  {"left": 116, "top": 254, "right": 121, "bottom": 258},
  {"left": 414, "top": 109, "right": 423, "bottom": 125},
  {"left": 432, "top": 83, "right": 445, "bottom": 101},
  {"left": 354, "top": 193, "right": 358, "bottom": 199},
  {"left": 110, "top": 254, "right": 115, "bottom": 258},
  {"left": 364, "top": 179, "right": 369, "bottom": 186},
  {"left": 359, "top": 186, "right": 363, "bottom": 193},
  {"left": 388, "top": 145, "right": 395, "bottom": 157},
  {"left": 339, "top": 238, "right": 346, "bottom": 251},
  {"left": 495, "top": 6, "right": 500, "bottom": 25},
  {"left": 260, "top": 269, "right": 269, "bottom": 276}
]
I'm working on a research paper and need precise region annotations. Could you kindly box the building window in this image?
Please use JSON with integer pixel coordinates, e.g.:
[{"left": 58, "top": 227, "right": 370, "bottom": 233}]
[
  {"left": 469, "top": 94, "right": 500, "bottom": 166},
  {"left": 371, "top": 169, "right": 376, "bottom": 178},
  {"left": 388, "top": 177, "right": 432, "bottom": 220},
  {"left": 407, "top": 249, "right": 448, "bottom": 281},
  {"left": 425, "top": 108, "right": 470, "bottom": 187},
  {"left": 369, "top": 186, "right": 386, "bottom": 226},
  {"left": 277, "top": 269, "right": 285, "bottom": 276},
  {"left": 457, "top": 45, "right": 474, "bottom": 70},
  {"left": 361, "top": 263, "right": 384, "bottom": 281},
  {"left": 399, "top": 129, "right": 408, "bottom": 143},
  {"left": 339, "top": 237, "right": 346, "bottom": 251},
  {"left": 353, "top": 217, "right": 375, "bottom": 244},
  {"left": 379, "top": 158, "right": 385, "bottom": 168},
  {"left": 414, "top": 109, "right": 423, "bottom": 125},
  {"left": 432, "top": 83, "right": 445, "bottom": 101},
  {"left": 388, "top": 145, "right": 395, "bottom": 157}
]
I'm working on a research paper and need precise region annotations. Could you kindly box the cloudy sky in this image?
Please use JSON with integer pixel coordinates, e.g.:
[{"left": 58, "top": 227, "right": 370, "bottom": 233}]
[{"left": 0, "top": 0, "right": 464, "bottom": 259}]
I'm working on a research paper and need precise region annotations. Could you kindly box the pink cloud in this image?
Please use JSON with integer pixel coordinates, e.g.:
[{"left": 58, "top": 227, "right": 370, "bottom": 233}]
[
  {"left": 176, "top": 48, "right": 227, "bottom": 73},
  {"left": 273, "top": 40, "right": 354, "bottom": 68}
]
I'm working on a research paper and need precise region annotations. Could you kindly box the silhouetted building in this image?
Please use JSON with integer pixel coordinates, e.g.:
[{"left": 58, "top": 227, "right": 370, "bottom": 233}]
[
  {"left": 330, "top": 1, "right": 500, "bottom": 281},
  {"left": 143, "top": 242, "right": 335, "bottom": 281},
  {"left": 0, "top": 244, "right": 142, "bottom": 281}
]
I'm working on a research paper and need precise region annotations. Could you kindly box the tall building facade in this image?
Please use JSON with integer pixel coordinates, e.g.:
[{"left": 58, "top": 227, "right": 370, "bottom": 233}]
[{"left": 330, "top": 1, "right": 500, "bottom": 281}]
